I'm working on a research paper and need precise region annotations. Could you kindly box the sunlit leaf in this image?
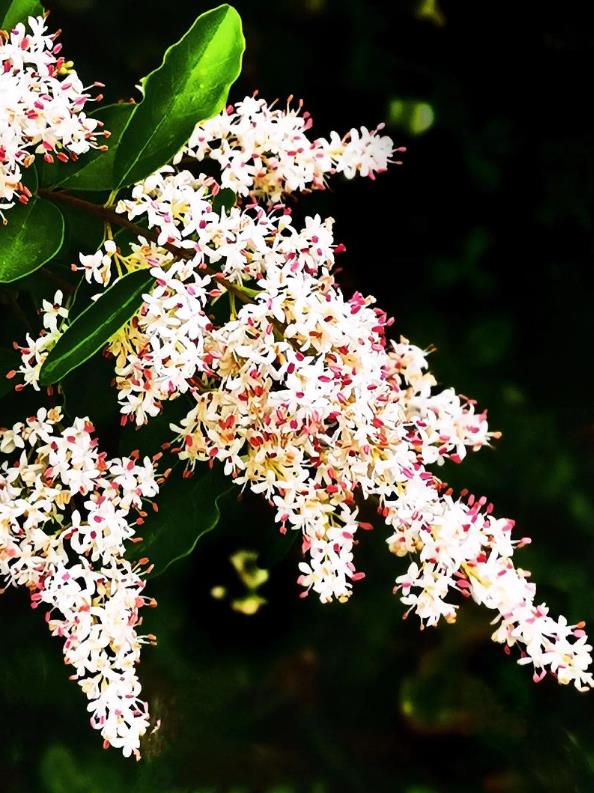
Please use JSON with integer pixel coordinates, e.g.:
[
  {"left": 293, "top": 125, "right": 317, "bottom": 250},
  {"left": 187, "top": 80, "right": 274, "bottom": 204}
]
[
  {"left": 114, "top": 4, "right": 244, "bottom": 186},
  {"left": 388, "top": 98, "right": 435, "bottom": 135}
]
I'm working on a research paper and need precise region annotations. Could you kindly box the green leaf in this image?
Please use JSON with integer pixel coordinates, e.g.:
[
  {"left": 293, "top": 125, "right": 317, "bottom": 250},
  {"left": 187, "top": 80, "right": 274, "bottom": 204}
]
[
  {"left": 0, "top": 0, "right": 43, "bottom": 29},
  {"left": 132, "top": 464, "right": 233, "bottom": 577},
  {"left": 114, "top": 4, "right": 244, "bottom": 187},
  {"left": 39, "top": 269, "right": 154, "bottom": 385},
  {"left": 211, "top": 187, "right": 237, "bottom": 213},
  {"left": 0, "top": 169, "right": 65, "bottom": 283},
  {"left": 39, "top": 103, "right": 135, "bottom": 192}
]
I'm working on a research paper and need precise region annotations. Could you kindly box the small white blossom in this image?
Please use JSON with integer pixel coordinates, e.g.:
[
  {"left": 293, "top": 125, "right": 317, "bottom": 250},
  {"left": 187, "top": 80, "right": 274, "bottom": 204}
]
[
  {"left": 0, "top": 16, "right": 104, "bottom": 221},
  {"left": 10, "top": 290, "right": 69, "bottom": 390},
  {"left": 177, "top": 95, "right": 400, "bottom": 204},
  {"left": 0, "top": 408, "right": 159, "bottom": 757}
]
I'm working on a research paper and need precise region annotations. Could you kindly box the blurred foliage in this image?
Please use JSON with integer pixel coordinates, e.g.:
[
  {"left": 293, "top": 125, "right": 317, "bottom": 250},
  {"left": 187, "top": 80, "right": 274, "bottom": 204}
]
[{"left": 1, "top": 0, "right": 594, "bottom": 791}]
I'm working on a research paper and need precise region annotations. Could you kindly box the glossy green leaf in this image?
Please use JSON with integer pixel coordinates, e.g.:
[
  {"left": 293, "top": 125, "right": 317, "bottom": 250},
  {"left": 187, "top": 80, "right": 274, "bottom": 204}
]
[
  {"left": 0, "top": 0, "right": 43, "bottom": 29},
  {"left": 114, "top": 4, "right": 244, "bottom": 187},
  {"left": 132, "top": 464, "right": 233, "bottom": 577},
  {"left": 39, "top": 269, "right": 154, "bottom": 385},
  {"left": 39, "top": 103, "right": 135, "bottom": 191},
  {"left": 0, "top": 168, "right": 65, "bottom": 283}
]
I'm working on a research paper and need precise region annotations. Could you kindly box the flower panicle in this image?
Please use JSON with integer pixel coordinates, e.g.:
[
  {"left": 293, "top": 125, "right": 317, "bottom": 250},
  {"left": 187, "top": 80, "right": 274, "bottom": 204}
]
[{"left": 0, "top": 407, "right": 159, "bottom": 758}]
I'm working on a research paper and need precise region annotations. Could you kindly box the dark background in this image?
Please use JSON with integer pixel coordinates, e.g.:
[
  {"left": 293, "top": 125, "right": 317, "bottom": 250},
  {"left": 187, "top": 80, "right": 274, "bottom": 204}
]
[{"left": 2, "top": 1, "right": 594, "bottom": 791}]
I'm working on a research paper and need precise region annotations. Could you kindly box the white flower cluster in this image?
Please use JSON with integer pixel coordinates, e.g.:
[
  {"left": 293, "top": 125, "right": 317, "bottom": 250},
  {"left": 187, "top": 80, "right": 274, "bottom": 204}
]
[
  {"left": 108, "top": 168, "right": 346, "bottom": 424},
  {"left": 0, "top": 15, "right": 103, "bottom": 221},
  {"left": 392, "top": 489, "right": 594, "bottom": 690},
  {"left": 178, "top": 95, "right": 400, "bottom": 203},
  {"left": 0, "top": 407, "right": 159, "bottom": 757},
  {"left": 109, "top": 159, "right": 592, "bottom": 690},
  {"left": 11, "top": 97, "right": 593, "bottom": 692},
  {"left": 8, "top": 289, "right": 69, "bottom": 390}
]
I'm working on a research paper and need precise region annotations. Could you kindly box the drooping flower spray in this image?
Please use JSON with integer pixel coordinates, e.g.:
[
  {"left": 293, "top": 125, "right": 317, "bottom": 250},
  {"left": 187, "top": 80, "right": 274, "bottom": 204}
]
[
  {"left": 2, "top": 9, "right": 592, "bottom": 761},
  {"left": 18, "top": 95, "right": 594, "bottom": 694}
]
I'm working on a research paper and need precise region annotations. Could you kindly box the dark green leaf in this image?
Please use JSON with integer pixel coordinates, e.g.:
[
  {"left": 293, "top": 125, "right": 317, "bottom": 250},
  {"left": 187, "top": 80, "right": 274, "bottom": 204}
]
[
  {"left": 39, "top": 103, "right": 135, "bottom": 192},
  {"left": 114, "top": 4, "right": 244, "bottom": 187},
  {"left": 132, "top": 464, "right": 233, "bottom": 577},
  {"left": 0, "top": 168, "right": 65, "bottom": 283},
  {"left": 260, "top": 520, "right": 299, "bottom": 567},
  {"left": 39, "top": 269, "right": 154, "bottom": 384},
  {"left": 0, "top": 0, "right": 43, "bottom": 29},
  {"left": 211, "top": 187, "right": 237, "bottom": 213}
]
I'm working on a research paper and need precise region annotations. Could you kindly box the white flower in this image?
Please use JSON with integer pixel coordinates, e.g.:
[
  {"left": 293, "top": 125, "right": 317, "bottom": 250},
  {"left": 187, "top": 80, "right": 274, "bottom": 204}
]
[
  {"left": 178, "top": 95, "right": 397, "bottom": 203},
  {"left": 0, "top": 408, "right": 159, "bottom": 757},
  {"left": 77, "top": 247, "right": 114, "bottom": 286},
  {"left": 0, "top": 16, "right": 103, "bottom": 222},
  {"left": 41, "top": 290, "right": 68, "bottom": 332}
]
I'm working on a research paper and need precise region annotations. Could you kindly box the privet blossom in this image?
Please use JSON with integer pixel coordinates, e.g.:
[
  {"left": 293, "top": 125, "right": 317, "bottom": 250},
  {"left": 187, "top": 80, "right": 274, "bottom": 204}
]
[
  {"left": 0, "top": 407, "right": 159, "bottom": 757},
  {"left": 175, "top": 94, "right": 402, "bottom": 203},
  {"left": 18, "top": 96, "right": 594, "bottom": 694},
  {"left": 6, "top": 93, "right": 593, "bottom": 754},
  {"left": 0, "top": 15, "right": 103, "bottom": 221}
]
